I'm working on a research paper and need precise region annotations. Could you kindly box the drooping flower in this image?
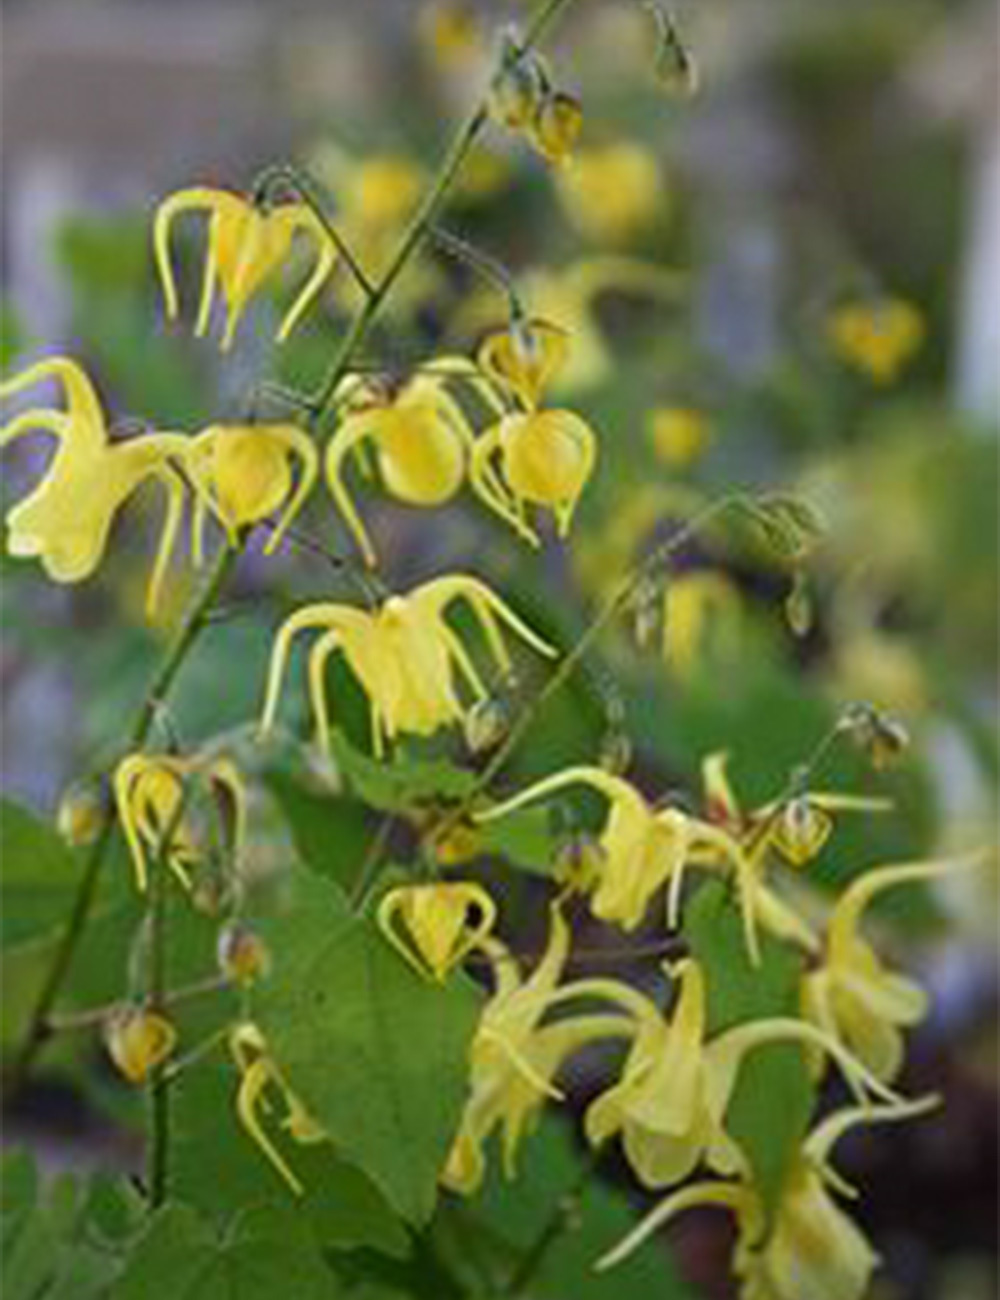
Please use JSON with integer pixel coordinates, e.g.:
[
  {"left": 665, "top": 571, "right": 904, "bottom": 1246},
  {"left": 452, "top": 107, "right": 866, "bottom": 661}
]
[
  {"left": 0, "top": 357, "right": 189, "bottom": 614},
  {"left": 528, "top": 91, "right": 584, "bottom": 164},
  {"left": 229, "top": 1023, "right": 328, "bottom": 1196},
  {"left": 584, "top": 957, "right": 900, "bottom": 1191},
  {"left": 477, "top": 765, "right": 761, "bottom": 958},
  {"left": 470, "top": 319, "right": 597, "bottom": 544},
  {"left": 441, "top": 905, "right": 642, "bottom": 1194},
  {"left": 259, "top": 574, "right": 556, "bottom": 759},
  {"left": 827, "top": 297, "right": 924, "bottom": 385},
  {"left": 324, "top": 372, "right": 477, "bottom": 567},
  {"left": 113, "top": 751, "right": 246, "bottom": 893},
  {"left": 103, "top": 1004, "right": 177, "bottom": 1084},
  {"left": 153, "top": 188, "right": 338, "bottom": 349},
  {"left": 184, "top": 423, "right": 318, "bottom": 561},
  {"left": 377, "top": 881, "right": 498, "bottom": 982},
  {"left": 802, "top": 857, "right": 977, "bottom": 1083},
  {"left": 596, "top": 1095, "right": 939, "bottom": 1300},
  {"left": 217, "top": 922, "right": 272, "bottom": 987}
]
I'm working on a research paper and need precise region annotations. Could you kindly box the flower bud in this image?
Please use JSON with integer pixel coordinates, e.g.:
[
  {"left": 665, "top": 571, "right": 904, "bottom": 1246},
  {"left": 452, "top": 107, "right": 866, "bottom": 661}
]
[
  {"left": 463, "top": 697, "right": 509, "bottom": 753},
  {"left": 217, "top": 921, "right": 271, "bottom": 986},
  {"left": 488, "top": 47, "right": 547, "bottom": 130},
  {"left": 57, "top": 778, "right": 107, "bottom": 848},
  {"left": 530, "top": 92, "right": 583, "bottom": 164},
  {"left": 772, "top": 797, "right": 832, "bottom": 867},
  {"left": 103, "top": 1004, "right": 177, "bottom": 1085},
  {"left": 553, "top": 831, "right": 605, "bottom": 893},
  {"left": 433, "top": 819, "right": 484, "bottom": 866}
]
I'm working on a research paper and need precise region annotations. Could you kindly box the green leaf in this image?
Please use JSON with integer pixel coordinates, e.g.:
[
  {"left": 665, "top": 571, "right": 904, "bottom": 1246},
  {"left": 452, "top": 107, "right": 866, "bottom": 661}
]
[
  {"left": 684, "top": 880, "right": 815, "bottom": 1219},
  {"left": 436, "top": 1116, "right": 702, "bottom": 1299},
  {"left": 480, "top": 806, "right": 554, "bottom": 877},
  {"left": 265, "top": 766, "right": 376, "bottom": 892},
  {"left": 172, "top": 1051, "right": 411, "bottom": 1259},
  {"left": 0, "top": 800, "right": 86, "bottom": 946},
  {"left": 250, "top": 866, "right": 483, "bottom": 1226},
  {"left": 0, "top": 1150, "right": 142, "bottom": 1300},
  {"left": 330, "top": 730, "right": 476, "bottom": 812},
  {"left": 110, "top": 1203, "right": 339, "bottom": 1300}
]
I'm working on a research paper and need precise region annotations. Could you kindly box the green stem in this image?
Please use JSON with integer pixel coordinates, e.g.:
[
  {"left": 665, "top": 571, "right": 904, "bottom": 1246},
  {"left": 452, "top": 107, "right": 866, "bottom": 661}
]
[
  {"left": 146, "top": 840, "right": 170, "bottom": 1208},
  {"left": 4, "top": 544, "right": 238, "bottom": 1099},
  {"left": 501, "top": 1150, "right": 599, "bottom": 1296}
]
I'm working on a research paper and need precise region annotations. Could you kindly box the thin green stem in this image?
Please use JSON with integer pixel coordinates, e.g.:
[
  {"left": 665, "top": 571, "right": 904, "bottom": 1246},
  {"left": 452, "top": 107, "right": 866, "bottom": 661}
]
[
  {"left": 146, "top": 838, "right": 170, "bottom": 1208},
  {"left": 4, "top": 544, "right": 239, "bottom": 1099},
  {"left": 501, "top": 1149, "right": 600, "bottom": 1296}
]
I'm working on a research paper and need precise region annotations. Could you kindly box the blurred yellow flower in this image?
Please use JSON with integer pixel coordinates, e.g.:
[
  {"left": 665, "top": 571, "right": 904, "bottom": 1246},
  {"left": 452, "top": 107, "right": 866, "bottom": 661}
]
[
  {"left": 556, "top": 141, "right": 664, "bottom": 243},
  {"left": 378, "top": 881, "right": 497, "bottom": 982},
  {"left": 0, "top": 356, "right": 189, "bottom": 615},
  {"left": 662, "top": 570, "right": 743, "bottom": 679},
  {"left": 647, "top": 407, "right": 710, "bottom": 469},
  {"left": 418, "top": 1, "right": 484, "bottom": 71},
  {"left": 103, "top": 1004, "right": 177, "bottom": 1085},
  {"left": 827, "top": 297, "right": 924, "bottom": 384},
  {"left": 154, "top": 187, "right": 338, "bottom": 350},
  {"left": 230, "top": 1023, "right": 327, "bottom": 1196},
  {"left": 529, "top": 92, "right": 584, "bottom": 165},
  {"left": 259, "top": 574, "right": 556, "bottom": 759}
]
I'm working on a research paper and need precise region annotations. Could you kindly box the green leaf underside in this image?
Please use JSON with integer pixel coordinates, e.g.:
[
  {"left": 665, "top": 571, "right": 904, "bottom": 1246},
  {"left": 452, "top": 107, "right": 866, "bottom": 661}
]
[
  {"left": 109, "top": 1203, "right": 337, "bottom": 1300},
  {"left": 250, "top": 866, "right": 483, "bottom": 1226},
  {"left": 684, "top": 879, "right": 814, "bottom": 1220},
  {"left": 171, "top": 1052, "right": 410, "bottom": 1259},
  {"left": 331, "top": 730, "right": 477, "bottom": 811}
]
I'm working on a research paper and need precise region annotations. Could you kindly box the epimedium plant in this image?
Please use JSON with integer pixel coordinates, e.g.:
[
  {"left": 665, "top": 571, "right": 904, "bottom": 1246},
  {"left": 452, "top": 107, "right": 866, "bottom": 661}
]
[{"left": 0, "top": 2, "right": 978, "bottom": 1298}]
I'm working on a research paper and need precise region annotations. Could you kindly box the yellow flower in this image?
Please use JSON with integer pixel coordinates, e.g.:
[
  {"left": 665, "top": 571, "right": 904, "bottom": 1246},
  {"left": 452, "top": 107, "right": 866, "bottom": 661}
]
[
  {"left": 476, "top": 765, "right": 761, "bottom": 958},
  {"left": 259, "top": 574, "right": 556, "bottom": 759},
  {"left": 584, "top": 958, "right": 899, "bottom": 1191},
  {"left": 441, "top": 905, "right": 641, "bottom": 1194},
  {"left": 529, "top": 92, "right": 584, "bottom": 165},
  {"left": 0, "top": 357, "right": 189, "bottom": 614},
  {"left": 56, "top": 777, "right": 106, "bottom": 848},
  {"left": 556, "top": 142, "right": 664, "bottom": 244},
  {"left": 597, "top": 1095, "right": 938, "bottom": 1299},
  {"left": 377, "top": 881, "right": 498, "bottom": 982},
  {"left": 154, "top": 187, "right": 338, "bottom": 350},
  {"left": 827, "top": 297, "right": 924, "bottom": 385},
  {"left": 418, "top": 1, "right": 484, "bottom": 70},
  {"left": 185, "top": 423, "right": 318, "bottom": 561},
  {"left": 113, "top": 751, "right": 246, "bottom": 893},
  {"left": 662, "top": 571, "right": 743, "bottom": 680},
  {"left": 324, "top": 372, "right": 476, "bottom": 568},
  {"left": 103, "top": 1004, "right": 177, "bottom": 1084},
  {"left": 230, "top": 1023, "right": 327, "bottom": 1196},
  {"left": 470, "top": 320, "right": 597, "bottom": 544},
  {"left": 802, "top": 857, "right": 975, "bottom": 1083},
  {"left": 647, "top": 407, "right": 710, "bottom": 469}
]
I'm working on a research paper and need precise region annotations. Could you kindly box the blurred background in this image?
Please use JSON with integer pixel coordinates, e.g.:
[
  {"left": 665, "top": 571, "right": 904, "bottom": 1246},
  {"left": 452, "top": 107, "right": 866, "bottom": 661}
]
[{"left": 1, "top": 1, "right": 997, "bottom": 1297}]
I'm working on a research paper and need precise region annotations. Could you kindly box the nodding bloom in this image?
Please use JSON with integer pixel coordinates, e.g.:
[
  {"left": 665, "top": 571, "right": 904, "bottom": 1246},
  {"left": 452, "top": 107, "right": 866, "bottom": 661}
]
[
  {"left": 259, "top": 574, "right": 556, "bottom": 759},
  {"left": 827, "top": 297, "right": 924, "bottom": 385},
  {"left": 113, "top": 751, "right": 246, "bottom": 893},
  {"left": 476, "top": 765, "right": 761, "bottom": 960},
  {"left": 470, "top": 319, "right": 597, "bottom": 545},
  {"left": 802, "top": 857, "right": 978, "bottom": 1084},
  {"left": 153, "top": 188, "right": 338, "bottom": 350},
  {"left": 217, "top": 922, "right": 272, "bottom": 987},
  {"left": 103, "top": 1004, "right": 177, "bottom": 1084},
  {"left": 230, "top": 1023, "right": 327, "bottom": 1196},
  {"left": 528, "top": 91, "right": 583, "bottom": 164},
  {"left": 584, "top": 958, "right": 901, "bottom": 1192},
  {"left": 596, "top": 1095, "right": 939, "bottom": 1300},
  {"left": 323, "top": 372, "right": 477, "bottom": 568},
  {"left": 184, "top": 423, "right": 318, "bottom": 561},
  {"left": 377, "top": 881, "right": 498, "bottom": 983},
  {"left": 0, "top": 357, "right": 189, "bottom": 614},
  {"left": 555, "top": 141, "right": 664, "bottom": 244},
  {"left": 441, "top": 905, "right": 643, "bottom": 1194}
]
